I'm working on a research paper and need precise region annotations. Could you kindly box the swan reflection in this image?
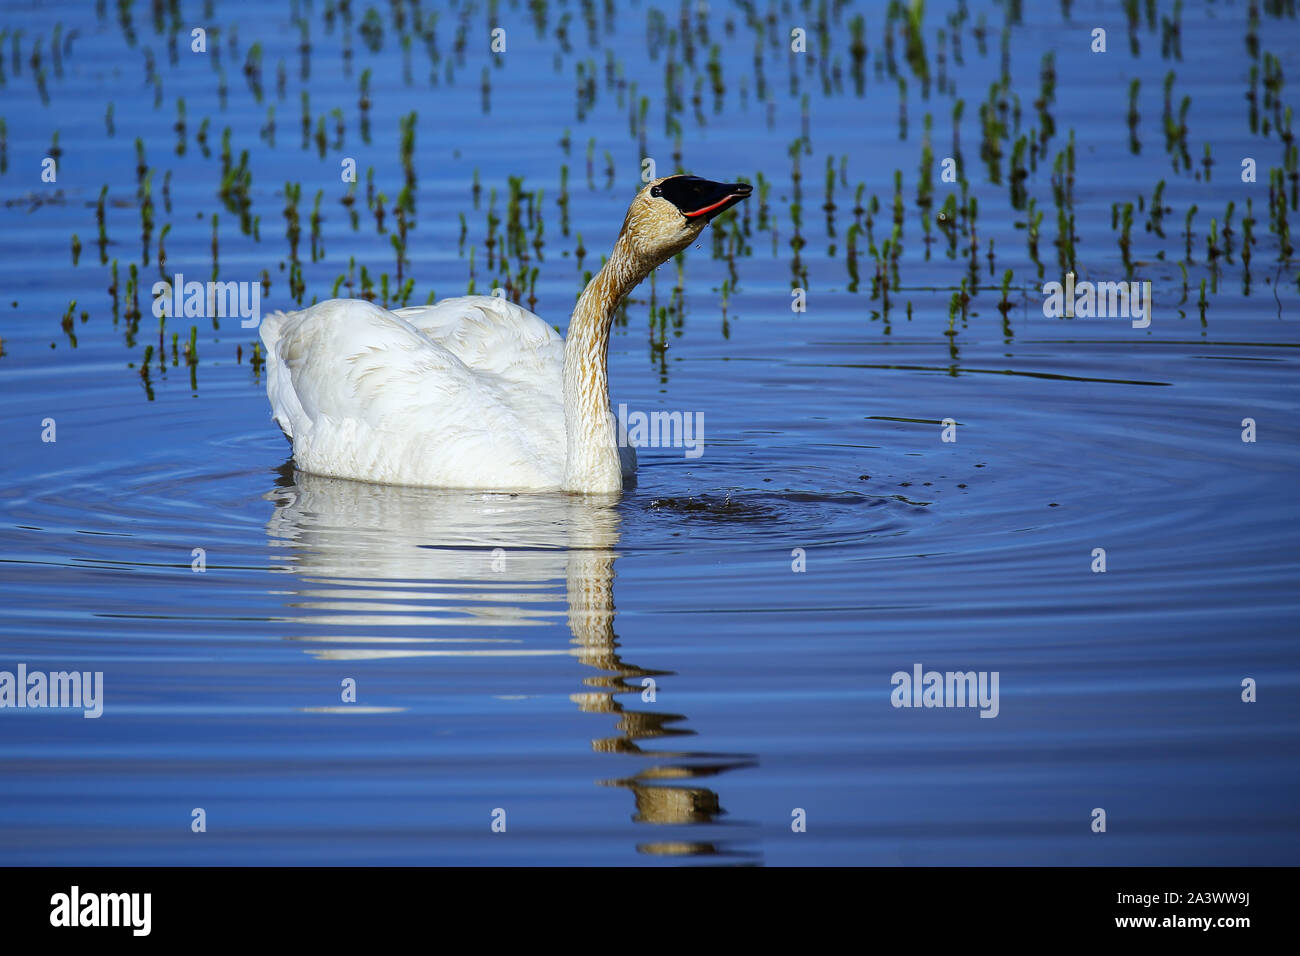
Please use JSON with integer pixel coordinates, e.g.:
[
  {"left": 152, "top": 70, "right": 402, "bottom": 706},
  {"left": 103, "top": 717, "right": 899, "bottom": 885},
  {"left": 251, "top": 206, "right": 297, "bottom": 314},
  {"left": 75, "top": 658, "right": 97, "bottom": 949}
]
[{"left": 264, "top": 466, "right": 754, "bottom": 856}]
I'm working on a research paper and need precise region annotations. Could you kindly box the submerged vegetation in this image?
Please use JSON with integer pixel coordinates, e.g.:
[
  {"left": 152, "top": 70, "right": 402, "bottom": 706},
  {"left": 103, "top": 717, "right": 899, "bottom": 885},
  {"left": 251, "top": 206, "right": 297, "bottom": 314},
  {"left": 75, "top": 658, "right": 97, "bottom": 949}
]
[{"left": 0, "top": 0, "right": 1297, "bottom": 399}]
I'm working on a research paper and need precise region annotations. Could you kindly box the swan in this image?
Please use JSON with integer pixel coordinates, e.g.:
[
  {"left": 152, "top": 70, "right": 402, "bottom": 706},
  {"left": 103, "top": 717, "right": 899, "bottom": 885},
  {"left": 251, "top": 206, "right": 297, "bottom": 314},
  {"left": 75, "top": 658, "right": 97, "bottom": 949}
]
[{"left": 260, "top": 175, "right": 751, "bottom": 493}]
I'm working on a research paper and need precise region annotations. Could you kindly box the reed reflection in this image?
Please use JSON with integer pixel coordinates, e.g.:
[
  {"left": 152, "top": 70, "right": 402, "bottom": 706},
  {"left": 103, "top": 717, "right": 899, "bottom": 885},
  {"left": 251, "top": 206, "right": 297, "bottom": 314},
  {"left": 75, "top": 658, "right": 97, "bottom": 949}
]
[{"left": 264, "top": 466, "right": 754, "bottom": 856}]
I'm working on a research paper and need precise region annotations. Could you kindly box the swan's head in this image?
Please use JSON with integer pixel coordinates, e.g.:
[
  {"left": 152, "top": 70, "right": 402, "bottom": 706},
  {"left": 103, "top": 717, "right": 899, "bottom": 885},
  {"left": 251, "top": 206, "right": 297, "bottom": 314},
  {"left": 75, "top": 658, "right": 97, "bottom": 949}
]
[{"left": 619, "top": 175, "right": 753, "bottom": 270}]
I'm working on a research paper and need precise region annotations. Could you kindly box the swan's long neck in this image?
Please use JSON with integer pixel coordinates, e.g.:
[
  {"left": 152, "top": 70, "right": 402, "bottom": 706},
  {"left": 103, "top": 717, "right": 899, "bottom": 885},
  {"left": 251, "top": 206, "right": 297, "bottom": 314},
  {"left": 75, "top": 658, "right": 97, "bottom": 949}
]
[{"left": 562, "top": 232, "right": 644, "bottom": 493}]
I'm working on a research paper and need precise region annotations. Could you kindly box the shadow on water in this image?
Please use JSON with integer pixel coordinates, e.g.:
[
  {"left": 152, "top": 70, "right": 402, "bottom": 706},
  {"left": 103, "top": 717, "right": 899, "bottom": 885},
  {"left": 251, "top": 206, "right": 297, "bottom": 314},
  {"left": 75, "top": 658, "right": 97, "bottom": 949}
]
[{"left": 264, "top": 463, "right": 759, "bottom": 860}]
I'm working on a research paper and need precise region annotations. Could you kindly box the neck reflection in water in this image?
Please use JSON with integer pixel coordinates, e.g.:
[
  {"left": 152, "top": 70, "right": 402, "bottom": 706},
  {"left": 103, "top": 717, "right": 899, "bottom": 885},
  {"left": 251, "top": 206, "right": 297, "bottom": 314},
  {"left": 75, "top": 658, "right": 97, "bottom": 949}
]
[{"left": 264, "top": 466, "right": 755, "bottom": 859}]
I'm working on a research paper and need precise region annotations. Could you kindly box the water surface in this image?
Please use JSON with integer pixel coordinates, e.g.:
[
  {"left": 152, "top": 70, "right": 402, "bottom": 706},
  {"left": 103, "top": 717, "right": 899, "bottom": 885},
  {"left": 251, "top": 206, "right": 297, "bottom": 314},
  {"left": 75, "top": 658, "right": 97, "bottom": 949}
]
[{"left": 1, "top": 0, "right": 1298, "bottom": 865}]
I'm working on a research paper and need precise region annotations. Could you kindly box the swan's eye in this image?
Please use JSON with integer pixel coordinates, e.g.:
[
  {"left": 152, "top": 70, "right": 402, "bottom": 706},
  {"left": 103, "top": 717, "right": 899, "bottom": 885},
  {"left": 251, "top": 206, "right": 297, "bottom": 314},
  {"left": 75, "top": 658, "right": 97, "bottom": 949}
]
[{"left": 650, "top": 185, "right": 662, "bottom": 197}]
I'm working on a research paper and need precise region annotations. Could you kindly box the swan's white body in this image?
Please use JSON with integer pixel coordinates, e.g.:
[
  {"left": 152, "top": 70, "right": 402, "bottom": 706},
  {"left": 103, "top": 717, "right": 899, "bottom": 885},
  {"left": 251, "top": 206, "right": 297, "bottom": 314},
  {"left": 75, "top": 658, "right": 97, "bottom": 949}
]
[
  {"left": 261, "top": 295, "right": 630, "bottom": 489},
  {"left": 259, "top": 175, "right": 749, "bottom": 493}
]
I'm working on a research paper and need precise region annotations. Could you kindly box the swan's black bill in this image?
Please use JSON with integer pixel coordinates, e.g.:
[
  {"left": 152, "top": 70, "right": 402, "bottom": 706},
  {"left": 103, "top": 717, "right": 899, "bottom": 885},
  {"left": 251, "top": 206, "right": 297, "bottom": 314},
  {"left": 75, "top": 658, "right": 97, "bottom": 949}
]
[{"left": 655, "top": 176, "right": 753, "bottom": 222}]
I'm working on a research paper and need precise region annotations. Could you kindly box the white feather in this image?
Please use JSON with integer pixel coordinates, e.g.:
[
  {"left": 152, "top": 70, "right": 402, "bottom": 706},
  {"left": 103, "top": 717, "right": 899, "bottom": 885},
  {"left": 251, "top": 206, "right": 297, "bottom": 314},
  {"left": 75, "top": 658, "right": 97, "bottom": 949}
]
[{"left": 260, "top": 295, "right": 632, "bottom": 490}]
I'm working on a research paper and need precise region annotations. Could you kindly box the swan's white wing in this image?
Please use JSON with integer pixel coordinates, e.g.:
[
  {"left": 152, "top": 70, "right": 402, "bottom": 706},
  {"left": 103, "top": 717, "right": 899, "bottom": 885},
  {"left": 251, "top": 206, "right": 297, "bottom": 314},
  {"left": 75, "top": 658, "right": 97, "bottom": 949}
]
[
  {"left": 392, "top": 295, "right": 567, "bottom": 477},
  {"left": 396, "top": 295, "right": 638, "bottom": 480},
  {"left": 260, "top": 298, "right": 566, "bottom": 489},
  {"left": 392, "top": 295, "right": 565, "bottom": 387}
]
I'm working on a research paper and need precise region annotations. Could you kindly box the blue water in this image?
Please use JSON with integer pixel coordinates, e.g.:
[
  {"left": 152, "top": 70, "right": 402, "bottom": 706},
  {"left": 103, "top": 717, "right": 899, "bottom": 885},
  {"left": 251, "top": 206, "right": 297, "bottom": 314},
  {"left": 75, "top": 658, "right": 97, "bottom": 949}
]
[{"left": 1, "top": 0, "right": 1298, "bottom": 865}]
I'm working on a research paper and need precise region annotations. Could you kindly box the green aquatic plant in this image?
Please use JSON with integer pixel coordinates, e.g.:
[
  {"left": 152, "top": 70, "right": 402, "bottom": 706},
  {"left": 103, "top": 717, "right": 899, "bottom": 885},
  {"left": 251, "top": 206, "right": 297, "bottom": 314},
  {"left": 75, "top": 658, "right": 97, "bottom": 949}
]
[
  {"left": 1038, "top": 52, "right": 1057, "bottom": 146},
  {"left": 1147, "top": 178, "right": 1167, "bottom": 237},
  {"left": 61, "top": 299, "right": 77, "bottom": 348},
  {"left": 1184, "top": 203, "right": 1198, "bottom": 262},
  {"left": 156, "top": 223, "right": 169, "bottom": 276},
  {"left": 1127, "top": 78, "right": 1141, "bottom": 154},
  {"left": 1119, "top": 202, "right": 1135, "bottom": 276}
]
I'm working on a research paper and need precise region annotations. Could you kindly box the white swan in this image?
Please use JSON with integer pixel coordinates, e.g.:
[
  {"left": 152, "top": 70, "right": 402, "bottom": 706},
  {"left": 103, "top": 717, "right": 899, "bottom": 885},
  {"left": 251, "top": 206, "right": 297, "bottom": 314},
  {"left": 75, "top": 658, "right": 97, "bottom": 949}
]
[{"left": 260, "top": 175, "right": 751, "bottom": 493}]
